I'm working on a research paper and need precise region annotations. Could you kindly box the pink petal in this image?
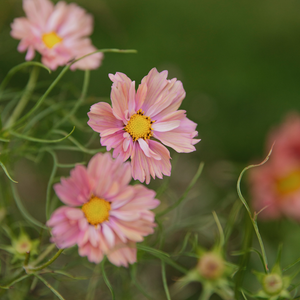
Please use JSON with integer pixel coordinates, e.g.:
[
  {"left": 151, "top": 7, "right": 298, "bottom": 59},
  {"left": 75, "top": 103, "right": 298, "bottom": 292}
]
[
  {"left": 109, "top": 72, "right": 134, "bottom": 122},
  {"left": 102, "top": 223, "right": 115, "bottom": 248},
  {"left": 138, "top": 138, "right": 161, "bottom": 160},
  {"left": 107, "top": 241, "right": 136, "bottom": 267},
  {"left": 87, "top": 102, "right": 123, "bottom": 135},
  {"left": 153, "top": 117, "right": 200, "bottom": 153},
  {"left": 131, "top": 141, "right": 171, "bottom": 184},
  {"left": 23, "top": 0, "right": 54, "bottom": 28},
  {"left": 152, "top": 120, "right": 181, "bottom": 132},
  {"left": 54, "top": 165, "right": 92, "bottom": 206},
  {"left": 135, "top": 82, "right": 147, "bottom": 111}
]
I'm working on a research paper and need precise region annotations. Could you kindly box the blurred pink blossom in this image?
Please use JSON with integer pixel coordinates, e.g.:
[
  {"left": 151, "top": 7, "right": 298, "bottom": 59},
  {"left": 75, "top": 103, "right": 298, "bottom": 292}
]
[
  {"left": 47, "top": 153, "right": 159, "bottom": 266},
  {"left": 88, "top": 68, "right": 200, "bottom": 184},
  {"left": 11, "top": 0, "right": 103, "bottom": 70},
  {"left": 249, "top": 113, "right": 300, "bottom": 220}
]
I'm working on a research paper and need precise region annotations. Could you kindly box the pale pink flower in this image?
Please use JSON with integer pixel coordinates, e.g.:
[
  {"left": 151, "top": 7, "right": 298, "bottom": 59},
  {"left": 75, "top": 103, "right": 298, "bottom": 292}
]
[
  {"left": 47, "top": 152, "right": 159, "bottom": 266},
  {"left": 249, "top": 113, "right": 300, "bottom": 220},
  {"left": 11, "top": 0, "right": 103, "bottom": 70},
  {"left": 87, "top": 68, "right": 200, "bottom": 184}
]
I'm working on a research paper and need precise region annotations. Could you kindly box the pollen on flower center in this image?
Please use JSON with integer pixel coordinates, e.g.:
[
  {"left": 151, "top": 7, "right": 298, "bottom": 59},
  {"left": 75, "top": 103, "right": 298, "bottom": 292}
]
[
  {"left": 276, "top": 170, "right": 300, "bottom": 196},
  {"left": 81, "top": 197, "right": 111, "bottom": 225},
  {"left": 124, "top": 109, "right": 154, "bottom": 142},
  {"left": 42, "top": 31, "right": 63, "bottom": 49}
]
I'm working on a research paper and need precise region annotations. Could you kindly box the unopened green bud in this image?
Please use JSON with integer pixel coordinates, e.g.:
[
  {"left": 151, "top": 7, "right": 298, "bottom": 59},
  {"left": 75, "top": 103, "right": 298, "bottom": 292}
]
[
  {"left": 262, "top": 273, "right": 283, "bottom": 295},
  {"left": 197, "top": 252, "right": 225, "bottom": 280},
  {"left": 13, "top": 234, "right": 32, "bottom": 254}
]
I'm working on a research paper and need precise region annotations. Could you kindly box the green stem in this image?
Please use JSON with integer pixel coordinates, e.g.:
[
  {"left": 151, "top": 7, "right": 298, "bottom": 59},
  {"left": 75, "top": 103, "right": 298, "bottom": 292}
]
[
  {"left": 3, "top": 48, "right": 136, "bottom": 131},
  {"left": 101, "top": 257, "right": 115, "bottom": 300},
  {"left": 199, "top": 286, "right": 213, "bottom": 300},
  {"left": 34, "top": 274, "right": 65, "bottom": 300},
  {"left": 26, "top": 248, "right": 63, "bottom": 272},
  {"left": 31, "top": 243, "right": 56, "bottom": 267},
  {"left": 45, "top": 149, "right": 58, "bottom": 220},
  {"left": 157, "top": 162, "right": 204, "bottom": 217},
  {"left": 10, "top": 181, "right": 48, "bottom": 229},
  {"left": 161, "top": 261, "right": 171, "bottom": 300},
  {"left": 23, "top": 251, "right": 30, "bottom": 266},
  {"left": 54, "top": 69, "right": 90, "bottom": 129},
  {"left": 236, "top": 145, "right": 274, "bottom": 274},
  {"left": 0, "top": 270, "right": 31, "bottom": 289},
  {"left": 234, "top": 215, "right": 253, "bottom": 299},
  {"left": 4, "top": 66, "right": 39, "bottom": 129}
]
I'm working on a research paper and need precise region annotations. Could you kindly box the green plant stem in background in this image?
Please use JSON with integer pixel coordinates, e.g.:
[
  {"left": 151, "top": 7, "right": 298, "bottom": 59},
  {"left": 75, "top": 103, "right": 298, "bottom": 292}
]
[
  {"left": 34, "top": 273, "right": 65, "bottom": 300},
  {"left": 236, "top": 145, "right": 275, "bottom": 274},
  {"left": 161, "top": 261, "right": 171, "bottom": 300},
  {"left": 199, "top": 286, "right": 213, "bottom": 300},
  {"left": 212, "top": 211, "right": 225, "bottom": 250},
  {"left": 54, "top": 69, "right": 90, "bottom": 129},
  {"left": 157, "top": 162, "right": 204, "bottom": 217},
  {"left": 101, "top": 257, "right": 115, "bottom": 300},
  {"left": 224, "top": 200, "right": 242, "bottom": 246},
  {"left": 234, "top": 215, "right": 253, "bottom": 299},
  {"left": 0, "top": 62, "right": 50, "bottom": 95},
  {"left": 0, "top": 160, "right": 18, "bottom": 183},
  {"left": 10, "top": 181, "right": 48, "bottom": 230},
  {"left": 3, "top": 49, "right": 136, "bottom": 131},
  {"left": 32, "top": 244, "right": 56, "bottom": 267},
  {"left": 23, "top": 251, "right": 30, "bottom": 267},
  {"left": 9, "top": 126, "right": 75, "bottom": 144},
  {"left": 4, "top": 66, "right": 39, "bottom": 129},
  {"left": 26, "top": 248, "right": 63, "bottom": 272},
  {"left": 0, "top": 273, "right": 31, "bottom": 290},
  {"left": 44, "top": 149, "right": 58, "bottom": 220}
]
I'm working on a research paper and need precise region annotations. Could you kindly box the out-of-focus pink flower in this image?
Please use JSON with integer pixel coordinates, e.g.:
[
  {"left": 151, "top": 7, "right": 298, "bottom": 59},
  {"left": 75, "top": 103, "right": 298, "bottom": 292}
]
[
  {"left": 87, "top": 68, "right": 200, "bottom": 184},
  {"left": 47, "top": 152, "right": 159, "bottom": 266},
  {"left": 249, "top": 113, "right": 300, "bottom": 220},
  {"left": 11, "top": 0, "right": 103, "bottom": 71}
]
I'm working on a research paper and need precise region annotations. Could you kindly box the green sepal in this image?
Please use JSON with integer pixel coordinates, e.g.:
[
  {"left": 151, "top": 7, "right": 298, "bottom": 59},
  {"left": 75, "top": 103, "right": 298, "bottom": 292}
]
[{"left": 253, "top": 270, "right": 265, "bottom": 283}]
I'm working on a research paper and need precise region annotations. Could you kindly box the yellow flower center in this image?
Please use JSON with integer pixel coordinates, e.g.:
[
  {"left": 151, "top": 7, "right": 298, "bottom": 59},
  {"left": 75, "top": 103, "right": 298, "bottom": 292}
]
[
  {"left": 42, "top": 31, "right": 63, "bottom": 49},
  {"left": 276, "top": 170, "right": 300, "bottom": 196},
  {"left": 81, "top": 197, "right": 111, "bottom": 226},
  {"left": 124, "top": 109, "right": 154, "bottom": 141}
]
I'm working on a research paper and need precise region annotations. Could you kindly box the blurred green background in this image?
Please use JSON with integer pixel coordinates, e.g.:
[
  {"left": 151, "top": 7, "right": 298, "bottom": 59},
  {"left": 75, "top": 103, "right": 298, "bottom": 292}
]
[
  {"left": 2, "top": 0, "right": 300, "bottom": 299},
  {"left": 2, "top": 0, "right": 300, "bottom": 163}
]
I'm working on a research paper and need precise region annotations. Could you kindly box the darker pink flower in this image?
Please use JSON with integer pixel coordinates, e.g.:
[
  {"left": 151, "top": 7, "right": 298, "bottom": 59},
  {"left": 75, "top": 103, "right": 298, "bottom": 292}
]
[
  {"left": 87, "top": 68, "right": 200, "bottom": 184},
  {"left": 47, "top": 152, "right": 159, "bottom": 266},
  {"left": 11, "top": 0, "right": 103, "bottom": 70},
  {"left": 249, "top": 113, "right": 300, "bottom": 220}
]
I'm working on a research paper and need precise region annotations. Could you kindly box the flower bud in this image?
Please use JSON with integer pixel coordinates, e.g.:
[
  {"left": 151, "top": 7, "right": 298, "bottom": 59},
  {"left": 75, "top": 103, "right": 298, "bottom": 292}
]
[
  {"left": 262, "top": 273, "right": 283, "bottom": 295},
  {"left": 12, "top": 233, "right": 33, "bottom": 254},
  {"left": 197, "top": 252, "right": 225, "bottom": 280}
]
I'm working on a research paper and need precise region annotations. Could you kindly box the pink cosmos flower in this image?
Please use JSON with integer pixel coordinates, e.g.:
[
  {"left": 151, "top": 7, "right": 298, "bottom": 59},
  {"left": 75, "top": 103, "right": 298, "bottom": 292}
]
[
  {"left": 87, "top": 68, "right": 200, "bottom": 184},
  {"left": 249, "top": 113, "right": 300, "bottom": 220},
  {"left": 11, "top": 0, "right": 103, "bottom": 71},
  {"left": 47, "top": 152, "right": 159, "bottom": 266}
]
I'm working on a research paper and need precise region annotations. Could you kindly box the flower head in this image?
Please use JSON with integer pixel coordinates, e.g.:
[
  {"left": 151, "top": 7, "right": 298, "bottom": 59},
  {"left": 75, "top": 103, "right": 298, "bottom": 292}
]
[
  {"left": 249, "top": 113, "right": 300, "bottom": 220},
  {"left": 197, "top": 252, "right": 225, "bottom": 280},
  {"left": 2, "top": 230, "right": 39, "bottom": 263},
  {"left": 87, "top": 68, "right": 200, "bottom": 184},
  {"left": 47, "top": 152, "right": 160, "bottom": 266},
  {"left": 173, "top": 248, "right": 236, "bottom": 299},
  {"left": 11, "top": 0, "right": 103, "bottom": 70},
  {"left": 253, "top": 250, "right": 291, "bottom": 300}
]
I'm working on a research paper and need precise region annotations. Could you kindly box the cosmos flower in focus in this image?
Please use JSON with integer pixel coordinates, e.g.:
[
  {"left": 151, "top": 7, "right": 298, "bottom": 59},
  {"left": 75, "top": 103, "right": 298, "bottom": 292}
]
[
  {"left": 47, "top": 152, "right": 159, "bottom": 266},
  {"left": 11, "top": 0, "right": 103, "bottom": 70},
  {"left": 87, "top": 68, "right": 200, "bottom": 184},
  {"left": 249, "top": 113, "right": 300, "bottom": 220}
]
